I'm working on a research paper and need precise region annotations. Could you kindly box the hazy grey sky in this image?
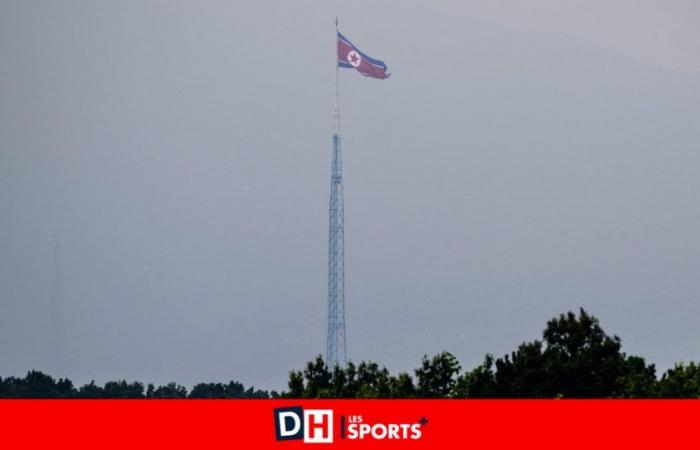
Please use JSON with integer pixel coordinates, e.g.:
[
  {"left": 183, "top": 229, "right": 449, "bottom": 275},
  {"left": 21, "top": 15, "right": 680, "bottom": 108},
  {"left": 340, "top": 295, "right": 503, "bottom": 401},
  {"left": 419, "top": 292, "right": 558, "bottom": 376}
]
[
  {"left": 433, "top": 0, "right": 700, "bottom": 73},
  {"left": 1, "top": 1, "right": 700, "bottom": 391}
]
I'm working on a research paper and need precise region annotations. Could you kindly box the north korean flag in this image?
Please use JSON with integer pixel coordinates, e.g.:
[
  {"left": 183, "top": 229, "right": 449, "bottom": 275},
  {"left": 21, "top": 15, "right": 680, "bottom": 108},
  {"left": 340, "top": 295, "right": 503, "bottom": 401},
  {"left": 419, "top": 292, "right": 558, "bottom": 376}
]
[{"left": 337, "top": 32, "right": 390, "bottom": 80}]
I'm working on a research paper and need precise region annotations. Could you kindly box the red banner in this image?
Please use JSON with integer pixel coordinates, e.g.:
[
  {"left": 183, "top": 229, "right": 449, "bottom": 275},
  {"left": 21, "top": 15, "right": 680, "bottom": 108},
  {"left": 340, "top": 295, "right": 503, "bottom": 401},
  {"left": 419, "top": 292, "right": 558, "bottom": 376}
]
[{"left": 1, "top": 400, "right": 699, "bottom": 448}]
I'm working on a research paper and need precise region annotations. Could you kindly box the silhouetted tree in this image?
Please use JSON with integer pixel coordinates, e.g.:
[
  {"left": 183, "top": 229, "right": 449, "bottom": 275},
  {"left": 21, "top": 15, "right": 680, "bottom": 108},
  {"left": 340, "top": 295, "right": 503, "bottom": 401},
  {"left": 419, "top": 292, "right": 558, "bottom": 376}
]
[
  {"left": 657, "top": 362, "right": 700, "bottom": 398},
  {"left": 415, "top": 352, "right": 461, "bottom": 398},
  {"left": 285, "top": 357, "right": 415, "bottom": 399},
  {"left": 78, "top": 380, "right": 104, "bottom": 398},
  {"left": 330, "top": 365, "right": 349, "bottom": 398},
  {"left": 147, "top": 382, "right": 187, "bottom": 399},
  {"left": 188, "top": 381, "right": 274, "bottom": 398},
  {"left": 454, "top": 355, "right": 497, "bottom": 398},
  {"left": 390, "top": 372, "right": 416, "bottom": 398},
  {"left": 0, "top": 371, "right": 75, "bottom": 398},
  {"left": 189, "top": 382, "right": 226, "bottom": 398},
  {"left": 457, "top": 309, "right": 657, "bottom": 398},
  {"left": 615, "top": 356, "right": 658, "bottom": 398},
  {"left": 102, "top": 380, "right": 145, "bottom": 399},
  {"left": 303, "top": 355, "right": 332, "bottom": 398},
  {"left": 285, "top": 371, "right": 305, "bottom": 398}
]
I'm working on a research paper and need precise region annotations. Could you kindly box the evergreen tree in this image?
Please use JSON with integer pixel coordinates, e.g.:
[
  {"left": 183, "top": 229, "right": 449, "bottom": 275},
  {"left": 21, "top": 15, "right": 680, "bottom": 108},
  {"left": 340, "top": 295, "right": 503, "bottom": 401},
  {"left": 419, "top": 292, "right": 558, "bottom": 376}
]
[
  {"left": 657, "top": 362, "right": 700, "bottom": 398},
  {"left": 415, "top": 352, "right": 461, "bottom": 398}
]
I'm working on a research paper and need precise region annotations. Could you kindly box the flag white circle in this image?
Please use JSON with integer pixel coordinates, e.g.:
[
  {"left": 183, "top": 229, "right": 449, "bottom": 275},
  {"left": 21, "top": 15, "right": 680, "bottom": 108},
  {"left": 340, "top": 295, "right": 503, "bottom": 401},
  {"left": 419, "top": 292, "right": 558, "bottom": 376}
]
[{"left": 347, "top": 50, "right": 361, "bottom": 68}]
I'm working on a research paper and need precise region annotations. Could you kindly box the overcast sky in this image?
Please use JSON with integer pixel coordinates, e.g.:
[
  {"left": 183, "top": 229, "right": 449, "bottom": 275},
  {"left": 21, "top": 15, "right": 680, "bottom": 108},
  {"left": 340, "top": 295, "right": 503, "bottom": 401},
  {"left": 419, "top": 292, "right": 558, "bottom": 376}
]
[{"left": 2, "top": 1, "right": 700, "bottom": 390}]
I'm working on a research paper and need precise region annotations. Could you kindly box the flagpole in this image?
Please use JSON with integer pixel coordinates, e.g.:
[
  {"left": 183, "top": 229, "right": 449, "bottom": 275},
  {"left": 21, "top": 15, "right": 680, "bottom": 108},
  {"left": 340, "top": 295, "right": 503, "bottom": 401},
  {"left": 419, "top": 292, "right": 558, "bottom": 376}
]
[{"left": 333, "top": 17, "right": 340, "bottom": 135}]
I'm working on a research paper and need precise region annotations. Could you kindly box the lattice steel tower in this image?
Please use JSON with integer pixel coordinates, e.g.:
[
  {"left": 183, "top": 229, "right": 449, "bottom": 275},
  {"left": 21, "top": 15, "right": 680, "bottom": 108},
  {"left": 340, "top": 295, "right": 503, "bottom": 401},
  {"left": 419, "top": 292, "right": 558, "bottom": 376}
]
[{"left": 326, "top": 18, "right": 347, "bottom": 367}]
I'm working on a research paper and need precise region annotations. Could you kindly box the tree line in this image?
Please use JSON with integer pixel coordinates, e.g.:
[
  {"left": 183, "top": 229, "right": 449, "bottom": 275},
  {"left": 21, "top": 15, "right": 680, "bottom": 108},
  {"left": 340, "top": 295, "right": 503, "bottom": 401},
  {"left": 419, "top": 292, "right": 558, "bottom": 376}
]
[
  {"left": 287, "top": 309, "right": 700, "bottom": 398},
  {"left": 0, "top": 374, "right": 278, "bottom": 399},
  {"left": 2, "top": 309, "right": 699, "bottom": 398}
]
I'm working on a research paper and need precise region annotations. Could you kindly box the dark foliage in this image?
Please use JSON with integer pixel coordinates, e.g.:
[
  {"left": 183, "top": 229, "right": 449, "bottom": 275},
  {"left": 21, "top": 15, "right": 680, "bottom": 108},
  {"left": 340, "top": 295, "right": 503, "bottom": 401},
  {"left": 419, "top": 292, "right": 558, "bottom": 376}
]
[
  {"left": 283, "top": 356, "right": 416, "bottom": 399},
  {"left": 286, "top": 309, "right": 695, "bottom": 399},
  {"left": 0, "top": 371, "right": 75, "bottom": 398},
  {"left": 188, "top": 381, "right": 276, "bottom": 399},
  {"left": 0, "top": 373, "right": 276, "bottom": 399},
  {"left": 457, "top": 309, "right": 659, "bottom": 398},
  {"left": 656, "top": 362, "right": 700, "bottom": 398}
]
